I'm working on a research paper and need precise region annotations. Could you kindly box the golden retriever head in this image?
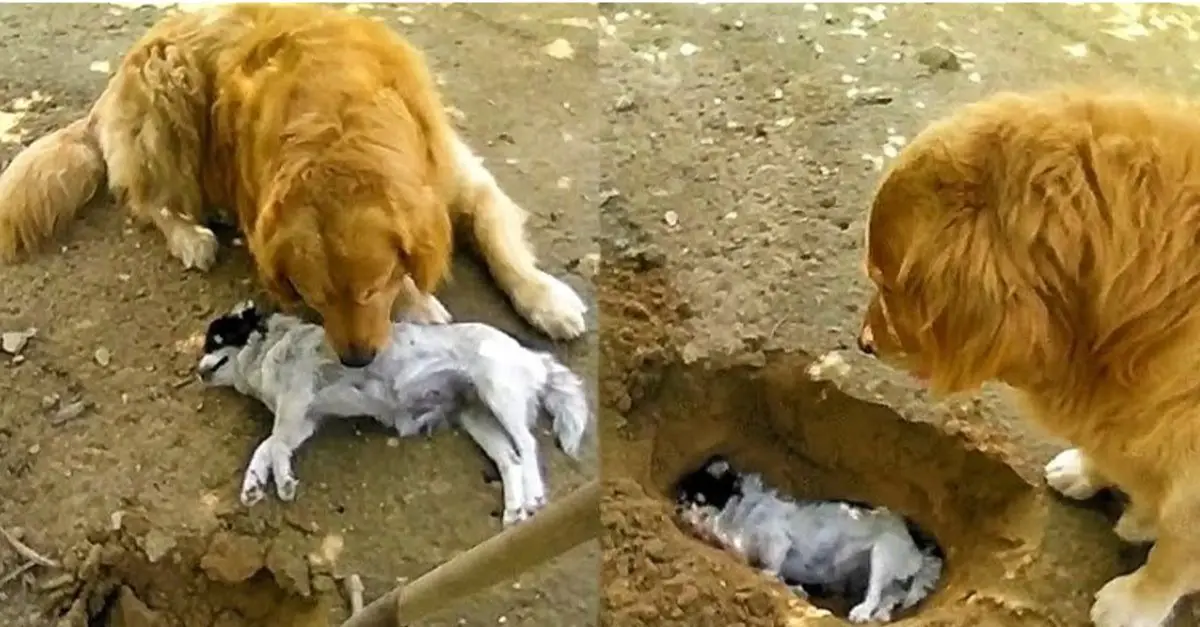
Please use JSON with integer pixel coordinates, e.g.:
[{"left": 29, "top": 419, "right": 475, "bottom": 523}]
[
  {"left": 250, "top": 177, "right": 451, "bottom": 369},
  {"left": 855, "top": 94, "right": 1084, "bottom": 395}
]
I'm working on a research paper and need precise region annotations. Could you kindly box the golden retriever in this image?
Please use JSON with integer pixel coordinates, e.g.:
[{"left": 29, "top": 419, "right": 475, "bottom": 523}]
[
  {"left": 0, "top": 4, "right": 587, "bottom": 367},
  {"left": 857, "top": 87, "right": 1200, "bottom": 627}
]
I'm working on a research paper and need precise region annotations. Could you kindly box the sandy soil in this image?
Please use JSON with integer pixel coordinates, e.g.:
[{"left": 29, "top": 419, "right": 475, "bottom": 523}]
[
  {"left": 598, "top": 3, "right": 1200, "bottom": 627},
  {"left": 0, "top": 4, "right": 597, "bottom": 626}
]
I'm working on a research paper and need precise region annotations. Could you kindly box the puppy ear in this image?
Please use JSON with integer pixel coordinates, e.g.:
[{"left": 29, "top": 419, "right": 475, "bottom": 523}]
[
  {"left": 231, "top": 300, "right": 257, "bottom": 316},
  {"left": 389, "top": 186, "right": 452, "bottom": 294},
  {"left": 704, "top": 456, "right": 731, "bottom": 477}
]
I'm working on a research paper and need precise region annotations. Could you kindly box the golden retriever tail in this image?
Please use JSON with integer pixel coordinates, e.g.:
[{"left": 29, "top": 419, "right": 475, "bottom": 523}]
[{"left": 0, "top": 117, "right": 106, "bottom": 263}]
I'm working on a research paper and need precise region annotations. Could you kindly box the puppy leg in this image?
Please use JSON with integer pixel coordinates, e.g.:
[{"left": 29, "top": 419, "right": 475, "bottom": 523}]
[
  {"left": 1091, "top": 495, "right": 1200, "bottom": 627},
  {"left": 93, "top": 39, "right": 216, "bottom": 271},
  {"left": 1044, "top": 448, "right": 1111, "bottom": 500},
  {"left": 448, "top": 136, "right": 587, "bottom": 340},
  {"left": 477, "top": 377, "right": 548, "bottom": 513},
  {"left": 242, "top": 396, "right": 319, "bottom": 505},
  {"left": 240, "top": 438, "right": 276, "bottom": 507},
  {"left": 457, "top": 409, "right": 527, "bottom": 526},
  {"left": 391, "top": 275, "right": 452, "bottom": 325},
  {"left": 848, "top": 538, "right": 915, "bottom": 624}
]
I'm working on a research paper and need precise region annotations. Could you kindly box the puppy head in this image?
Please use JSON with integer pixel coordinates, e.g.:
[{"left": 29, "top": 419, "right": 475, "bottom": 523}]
[
  {"left": 856, "top": 98, "right": 1063, "bottom": 394},
  {"left": 198, "top": 300, "right": 266, "bottom": 386},
  {"left": 675, "top": 455, "right": 742, "bottom": 511},
  {"left": 251, "top": 184, "right": 451, "bottom": 369}
]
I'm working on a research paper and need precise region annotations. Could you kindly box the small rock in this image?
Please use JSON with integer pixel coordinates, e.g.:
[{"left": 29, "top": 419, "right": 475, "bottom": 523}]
[
  {"left": 50, "top": 401, "right": 89, "bottom": 426},
  {"left": 1, "top": 328, "right": 36, "bottom": 355},
  {"left": 266, "top": 541, "right": 312, "bottom": 597},
  {"left": 678, "top": 42, "right": 700, "bottom": 57},
  {"left": 614, "top": 94, "right": 636, "bottom": 113},
  {"left": 109, "top": 586, "right": 163, "bottom": 627},
  {"left": 94, "top": 347, "right": 111, "bottom": 367},
  {"left": 200, "top": 532, "right": 266, "bottom": 583},
  {"left": 576, "top": 252, "right": 601, "bottom": 279},
  {"left": 541, "top": 38, "right": 575, "bottom": 60},
  {"left": 663, "top": 211, "right": 679, "bottom": 228},
  {"left": 139, "top": 528, "right": 176, "bottom": 564},
  {"left": 916, "top": 45, "right": 961, "bottom": 72}
]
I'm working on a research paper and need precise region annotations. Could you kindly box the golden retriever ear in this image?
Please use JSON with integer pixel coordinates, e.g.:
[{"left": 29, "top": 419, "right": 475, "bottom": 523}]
[
  {"left": 389, "top": 190, "right": 452, "bottom": 294},
  {"left": 896, "top": 215, "right": 1053, "bottom": 395}
]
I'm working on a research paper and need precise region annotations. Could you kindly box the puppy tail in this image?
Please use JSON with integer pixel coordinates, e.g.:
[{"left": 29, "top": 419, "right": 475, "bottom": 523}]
[
  {"left": 900, "top": 552, "right": 943, "bottom": 610},
  {"left": 539, "top": 355, "right": 590, "bottom": 458},
  {"left": 0, "top": 117, "right": 106, "bottom": 263}
]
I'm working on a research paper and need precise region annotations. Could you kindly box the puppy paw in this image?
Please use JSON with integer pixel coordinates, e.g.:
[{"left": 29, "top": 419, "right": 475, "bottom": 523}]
[
  {"left": 168, "top": 224, "right": 219, "bottom": 271},
  {"left": 524, "top": 494, "right": 547, "bottom": 517},
  {"left": 1091, "top": 573, "right": 1176, "bottom": 627},
  {"left": 397, "top": 292, "right": 453, "bottom": 325},
  {"left": 1044, "top": 448, "right": 1104, "bottom": 500},
  {"left": 276, "top": 474, "right": 299, "bottom": 502},
  {"left": 502, "top": 506, "right": 530, "bottom": 528},
  {"left": 848, "top": 602, "right": 889, "bottom": 624},
  {"left": 511, "top": 271, "right": 588, "bottom": 340},
  {"left": 240, "top": 471, "right": 268, "bottom": 507}
]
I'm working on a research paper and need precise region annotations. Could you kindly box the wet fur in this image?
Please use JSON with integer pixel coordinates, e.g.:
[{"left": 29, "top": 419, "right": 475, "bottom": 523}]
[
  {"left": 0, "top": 4, "right": 587, "bottom": 364},
  {"left": 858, "top": 86, "right": 1200, "bottom": 627}
]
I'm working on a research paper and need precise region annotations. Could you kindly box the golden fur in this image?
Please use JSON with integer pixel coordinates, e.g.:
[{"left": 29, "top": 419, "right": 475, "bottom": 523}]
[
  {"left": 858, "top": 86, "right": 1200, "bottom": 627},
  {"left": 0, "top": 4, "right": 587, "bottom": 365}
]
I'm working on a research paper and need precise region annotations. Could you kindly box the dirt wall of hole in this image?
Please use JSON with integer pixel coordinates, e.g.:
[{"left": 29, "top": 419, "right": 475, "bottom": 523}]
[{"left": 605, "top": 349, "right": 1126, "bottom": 627}]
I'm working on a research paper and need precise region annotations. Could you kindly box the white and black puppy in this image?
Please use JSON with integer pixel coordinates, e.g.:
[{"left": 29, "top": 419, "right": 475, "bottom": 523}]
[
  {"left": 197, "top": 300, "right": 591, "bottom": 526},
  {"left": 674, "top": 456, "right": 943, "bottom": 623}
]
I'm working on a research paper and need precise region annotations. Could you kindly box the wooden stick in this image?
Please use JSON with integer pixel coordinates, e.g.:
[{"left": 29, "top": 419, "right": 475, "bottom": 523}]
[
  {"left": 346, "top": 574, "right": 365, "bottom": 614},
  {"left": 339, "top": 479, "right": 600, "bottom": 627},
  {"left": 0, "top": 527, "right": 59, "bottom": 568}
]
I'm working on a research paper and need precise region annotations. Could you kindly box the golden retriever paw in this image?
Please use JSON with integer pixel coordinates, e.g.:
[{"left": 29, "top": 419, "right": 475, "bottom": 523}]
[
  {"left": 1091, "top": 573, "right": 1175, "bottom": 627},
  {"left": 167, "top": 224, "right": 219, "bottom": 271},
  {"left": 397, "top": 292, "right": 453, "bottom": 325},
  {"left": 512, "top": 271, "right": 588, "bottom": 340},
  {"left": 1044, "top": 448, "right": 1104, "bottom": 500},
  {"left": 1113, "top": 510, "right": 1157, "bottom": 544}
]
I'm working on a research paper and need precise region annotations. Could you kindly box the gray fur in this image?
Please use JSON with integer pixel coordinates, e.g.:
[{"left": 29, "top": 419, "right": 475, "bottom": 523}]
[
  {"left": 198, "top": 310, "right": 591, "bottom": 527},
  {"left": 679, "top": 473, "right": 942, "bottom": 623}
]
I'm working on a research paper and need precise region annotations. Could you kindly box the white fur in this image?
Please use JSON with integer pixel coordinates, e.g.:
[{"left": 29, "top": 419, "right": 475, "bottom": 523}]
[
  {"left": 1091, "top": 572, "right": 1177, "bottom": 627},
  {"left": 1045, "top": 448, "right": 1105, "bottom": 500},
  {"left": 448, "top": 135, "right": 588, "bottom": 340},
  {"left": 680, "top": 473, "right": 942, "bottom": 623},
  {"left": 198, "top": 308, "right": 591, "bottom": 527}
]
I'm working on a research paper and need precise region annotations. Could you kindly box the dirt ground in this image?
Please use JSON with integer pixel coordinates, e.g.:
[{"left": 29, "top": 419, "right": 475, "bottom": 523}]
[
  {"left": 7, "top": 3, "right": 1200, "bottom": 627},
  {"left": 598, "top": 3, "right": 1200, "bottom": 627},
  {"left": 0, "top": 4, "right": 597, "bottom": 627}
]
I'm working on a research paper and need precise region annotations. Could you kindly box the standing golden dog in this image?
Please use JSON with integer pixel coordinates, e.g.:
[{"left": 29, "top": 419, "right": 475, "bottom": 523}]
[
  {"left": 0, "top": 4, "right": 587, "bottom": 367},
  {"left": 857, "top": 87, "right": 1200, "bottom": 627}
]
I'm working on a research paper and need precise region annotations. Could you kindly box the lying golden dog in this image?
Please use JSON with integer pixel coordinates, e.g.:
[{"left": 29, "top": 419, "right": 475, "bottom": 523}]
[
  {"left": 857, "top": 87, "right": 1200, "bottom": 627},
  {"left": 0, "top": 4, "right": 587, "bottom": 367}
]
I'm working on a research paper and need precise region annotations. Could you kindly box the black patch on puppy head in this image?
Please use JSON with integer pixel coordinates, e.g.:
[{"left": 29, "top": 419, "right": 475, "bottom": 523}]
[
  {"left": 203, "top": 302, "right": 267, "bottom": 353},
  {"left": 675, "top": 454, "right": 742, "bottom": 510}
]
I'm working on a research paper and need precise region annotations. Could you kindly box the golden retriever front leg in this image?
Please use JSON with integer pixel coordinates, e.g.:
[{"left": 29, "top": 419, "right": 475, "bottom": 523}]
[
  {"left": 1090, "top": 492, "right": 1200, "bottom": 627},
  {"left": 93, "top": 39, "right": 217, "bottom": 271},
  {"left": 391, "top": 275, "right": 452, "bottom": 324},
  {"left": 448, "top": 135, "right": 588, "bottom": 340}
]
